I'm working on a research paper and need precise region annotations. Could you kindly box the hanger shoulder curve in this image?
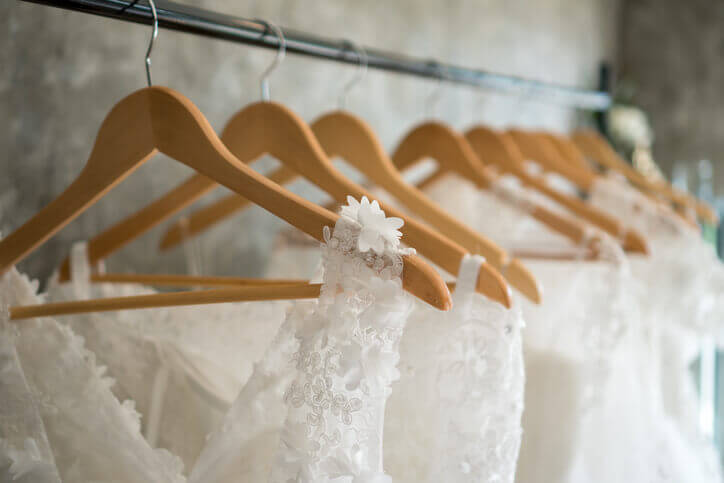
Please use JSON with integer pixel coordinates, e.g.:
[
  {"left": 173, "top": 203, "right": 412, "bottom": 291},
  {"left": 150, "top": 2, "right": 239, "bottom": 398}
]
[
  {"left": 544, "top": 133, "right": 597, "bottom": 172},
  {"left": 507, "top": 129, "right": 596, "bottom": 191},
  {"left": 0, "top": 89, "right": 158, "bottom": 275},
  {"left": 392, "top": 121, "right": 495, "bottom": 188},
  {"left": 311, "top": 111, "right": 397, "bottom": 178},
  {"left": 158, "top": 104, "right": 366, "bottom": 251},
  {"left": 159, "top": 167, "right": 298, "bottom": 250}
]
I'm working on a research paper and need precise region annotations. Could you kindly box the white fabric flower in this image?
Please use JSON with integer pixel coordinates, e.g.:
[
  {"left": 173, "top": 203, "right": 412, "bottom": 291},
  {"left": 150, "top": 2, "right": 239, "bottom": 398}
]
[
  {"left": 339, "top": 196, "right": 364, "bottom": 220},
  {"left": 340, "top": 196, "right": 404, "bottom": 255}
]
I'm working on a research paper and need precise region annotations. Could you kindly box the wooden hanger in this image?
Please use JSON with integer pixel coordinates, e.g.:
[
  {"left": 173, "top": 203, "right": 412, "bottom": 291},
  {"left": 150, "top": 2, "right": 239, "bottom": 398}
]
[
  {"left": 1, "top": 86, "right": 452, "bottom": 317},
  {"left": 158, "top": 101, "right": 513, "bottom": 306},
  {"left": 158, "top": 167, "right": 297, "bottom": 250},
  {"left": 9, "top": 284, "right": 323, "bottom": 320},
  {"left": 12, "top": 274, "right": 479, "bottom": 321},
  {"left": 547, "top": 131, "right": 699, "bottom": 230},
  {"left": 221, "top": 101, "right": 514, "bottom": 305},
  {"left": 312, "top": 110, "right": 541, "bottom": 301},
  {"left": 542, "top": 132, "right": 597, "bottom": 172},
  {"left": 49, "top": 96, "right": 511, "bottom": 307},
  {"left": 390, "top": 121, "right": 603, "bottom": 256},
  {"left": 572, "top": 129, "right": 718, "bottom": 225},
  {"left": 155, "top": 111, "right": 542, "bottom": 302},
  {"left": 85, "top": 272, "right": 473, "bottom": 291},
  {"left": 461, "top": 126, "right": 649, "bottom": 254},
  {"left": 506, "top": 128, "right": 598, "bottom": 191}
]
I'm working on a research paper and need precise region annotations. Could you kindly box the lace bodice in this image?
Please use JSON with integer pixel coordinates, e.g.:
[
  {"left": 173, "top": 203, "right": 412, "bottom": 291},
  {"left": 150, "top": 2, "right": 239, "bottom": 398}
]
[
  {"left": 385, "top": 255, "right": 525, "bottom": 482},
  {"left": 271, "top": 199, "right": 414, "bottom": 482},
  {"left": 192, "top": 197, "right": 415, "bottom": 483}
]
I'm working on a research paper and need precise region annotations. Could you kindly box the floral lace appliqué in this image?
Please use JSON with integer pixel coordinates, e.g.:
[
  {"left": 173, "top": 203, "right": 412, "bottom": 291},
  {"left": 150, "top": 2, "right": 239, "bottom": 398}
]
[{"left": 271, "top": 197, "right": 413, "bottom": 483}]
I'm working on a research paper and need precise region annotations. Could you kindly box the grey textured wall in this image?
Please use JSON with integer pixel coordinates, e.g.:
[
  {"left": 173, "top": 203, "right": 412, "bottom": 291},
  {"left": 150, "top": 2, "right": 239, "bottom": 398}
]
[
  {"left": 1, "top": 0, "right": 619, "bottom": 283},
  {"left": 618, "top": 0, "right": 724, "bottom": 192}
]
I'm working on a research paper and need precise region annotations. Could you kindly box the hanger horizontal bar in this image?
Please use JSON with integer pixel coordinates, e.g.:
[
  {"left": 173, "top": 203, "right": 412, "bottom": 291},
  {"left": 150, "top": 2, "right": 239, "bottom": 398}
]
[{"left": 19, "top": 0, "right": 612, "bottom": 110}]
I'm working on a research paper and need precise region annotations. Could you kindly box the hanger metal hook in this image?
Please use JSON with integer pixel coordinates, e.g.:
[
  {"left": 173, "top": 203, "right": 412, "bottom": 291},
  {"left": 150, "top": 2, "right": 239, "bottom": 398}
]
[
  {"left": 257, "top": 20, "right": 286, "bottom": 101},
  {"left": 424, "top": 61, "right": 446, "bottom": 118},
  {"left": 338, "top": 40, "right": 368, "bottom": 110},
  {"left": 145, "top": 0, "right": 158, "bottom": 87}
]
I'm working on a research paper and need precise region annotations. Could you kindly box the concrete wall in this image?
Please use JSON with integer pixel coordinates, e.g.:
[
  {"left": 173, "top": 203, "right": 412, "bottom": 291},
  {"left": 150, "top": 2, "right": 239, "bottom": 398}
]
[
  {"left": 1, "top": 0, "right": 620, "bottom": 282},
  {"left": 618, "top": 0, "right": 724, "bottom": 194}
]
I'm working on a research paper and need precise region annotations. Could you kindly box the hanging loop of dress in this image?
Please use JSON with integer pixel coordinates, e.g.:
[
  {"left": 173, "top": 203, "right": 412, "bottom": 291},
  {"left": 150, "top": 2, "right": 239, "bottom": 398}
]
[
  {"left": 145, "top": 0, "right": 159, "bottom": 86},
  {"left": 337, "top": 40, "right": 368, "bottom": 110},
  {"left": 256, "top": 19, "right": 287, "bottom": 101}
]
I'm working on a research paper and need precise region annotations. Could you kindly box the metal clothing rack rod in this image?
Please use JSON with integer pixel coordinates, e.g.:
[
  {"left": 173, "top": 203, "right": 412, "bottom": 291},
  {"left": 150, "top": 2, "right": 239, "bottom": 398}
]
[{"left": 20, "top": 0, "right": 612, "bottom": 110}]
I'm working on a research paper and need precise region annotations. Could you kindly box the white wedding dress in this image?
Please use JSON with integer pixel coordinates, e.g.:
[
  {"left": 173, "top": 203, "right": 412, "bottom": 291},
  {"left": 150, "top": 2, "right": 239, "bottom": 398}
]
[
  {"left": 195, "top": 198, "right": 527, "bottom": 482},
  {"left": 384, "top": 254, "right": 525, "bottom": 483},
  {"left": 2, "top": 196, "right": 420, "bottom": 482},
  {"left": 588, "top": 173, "right": 723, "bottom": 482},
  {"left": 190, "top": 196, "right": 416, "bottom": 482},
  {"left": 430, "top": 169, "right": 722, "bottom": 482},
  {"left": 418, "top": 172, "right": 666, "bottom": 482},
  {"left": 265, "top": 190, "right": 529, "bottom": 482},
  {"left": 45, "top": 242, "right": 289, "bottom": 472}
]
